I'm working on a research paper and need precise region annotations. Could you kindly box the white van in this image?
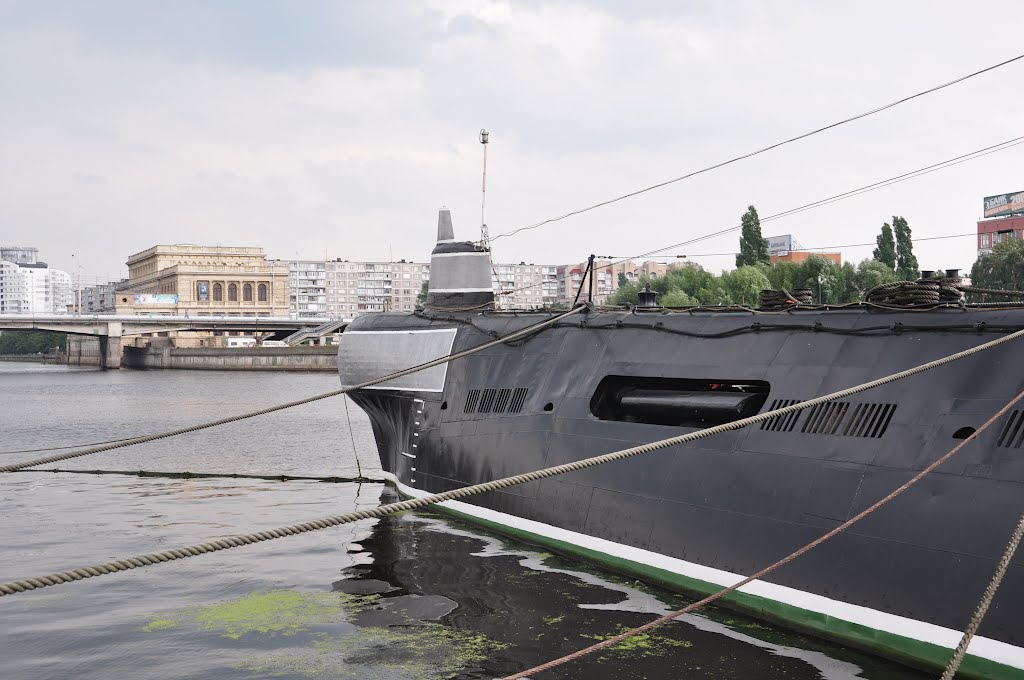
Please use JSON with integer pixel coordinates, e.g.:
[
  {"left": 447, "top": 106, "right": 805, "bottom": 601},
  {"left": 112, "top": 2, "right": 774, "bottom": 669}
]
[
  {"left": 259, "top": 340, "right": 289, "bottom": 347},
  {"left": 225, "top": 337, "right": 257, "bottom": 348}
]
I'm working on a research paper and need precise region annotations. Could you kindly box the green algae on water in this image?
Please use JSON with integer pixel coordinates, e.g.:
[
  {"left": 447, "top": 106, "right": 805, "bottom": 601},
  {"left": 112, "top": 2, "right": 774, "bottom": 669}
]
[
  {"left": 143, "top": 588, "right": 509, "bottom": 678},
  {"left": 583, "top": 625, "right": 694, "bottom": 658},
  {"left": 236, "top": 623, "right": 509, "bottom": 679},
  {"left": 142, "top": 590, "right": 376, "bottom": 639}
]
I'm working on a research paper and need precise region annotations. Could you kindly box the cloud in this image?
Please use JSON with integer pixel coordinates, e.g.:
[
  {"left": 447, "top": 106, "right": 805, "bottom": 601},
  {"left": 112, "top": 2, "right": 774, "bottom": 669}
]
[{"left": 0, "top": 0, "right": 1021, "bottom": 281}]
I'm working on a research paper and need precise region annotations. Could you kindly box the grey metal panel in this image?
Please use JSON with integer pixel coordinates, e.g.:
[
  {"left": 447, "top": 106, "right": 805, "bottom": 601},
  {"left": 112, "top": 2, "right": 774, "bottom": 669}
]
[{"left": 339, "top": 328, "right": 457, "bottom": 391}]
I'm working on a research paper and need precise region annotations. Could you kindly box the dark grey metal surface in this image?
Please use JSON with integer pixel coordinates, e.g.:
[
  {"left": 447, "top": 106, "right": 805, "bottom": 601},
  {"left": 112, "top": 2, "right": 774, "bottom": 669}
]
[{"left": 342, "top": 306, "right": 1024, "bottom": 648}]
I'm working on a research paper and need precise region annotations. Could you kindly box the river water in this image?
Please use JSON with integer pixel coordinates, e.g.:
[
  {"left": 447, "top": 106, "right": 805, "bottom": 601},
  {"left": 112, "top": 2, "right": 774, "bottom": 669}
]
[{"left": 0, "top": 362, "right": 930, "bottom": 680}]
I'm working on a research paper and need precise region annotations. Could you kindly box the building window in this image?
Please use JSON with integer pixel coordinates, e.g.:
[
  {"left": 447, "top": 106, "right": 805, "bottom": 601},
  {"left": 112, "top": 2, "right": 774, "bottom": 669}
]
[
  {"left": 213, "top": 282, "right": 223, "bottom": 302},
  {"left": 243, "top": 283, "right": 253, "bottom": 302},
  {"left": 196, "top": 281, "right": 210, "bottom": 301},
  {"left": 258, "top": 283, "right": 268, "bottom": 302},
  {"left": 228, "top": 283, "right": 238, "bottom": 302}
]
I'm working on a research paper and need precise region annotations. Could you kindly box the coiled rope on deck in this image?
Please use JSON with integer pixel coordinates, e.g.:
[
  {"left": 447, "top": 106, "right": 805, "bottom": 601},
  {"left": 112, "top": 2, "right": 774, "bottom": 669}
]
[
  {"left": 0, "top": 306, "right": 585, "bottom": 473},
  {"left": 2, "top": 326, "right": 1022, "bottom": 598}
]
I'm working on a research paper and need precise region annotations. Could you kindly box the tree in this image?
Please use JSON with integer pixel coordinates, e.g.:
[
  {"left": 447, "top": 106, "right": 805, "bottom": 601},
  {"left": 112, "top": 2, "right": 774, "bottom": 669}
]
[
  {"left": 660, "top": 290, "right": 698, "bottom": 307},
  {"left": 735, "top": 205, "right": 769, "bottom": 268},
  {"left": 617, "top": 272, "right": 628, "bottom": 288},
  {"left": 854, "top": 258, "right": 899, "bottom": 294},
  {"left": 892, "top": 216, "right": 918, "bottom": 280},
  {"left": 0, "top": 331, "right": 66, "bottom": 355},
  {"left": 416, "top": 281, "right": 429, "bottom": 306},
  {"left": 970, "top": 238, "right": 1024, "bottom": 293},
  {"left": 873, "top": 223, "right": 896, "bottom": 269},
  {"left": 719, "top": 266, "right": 771, "bottom": 306}
]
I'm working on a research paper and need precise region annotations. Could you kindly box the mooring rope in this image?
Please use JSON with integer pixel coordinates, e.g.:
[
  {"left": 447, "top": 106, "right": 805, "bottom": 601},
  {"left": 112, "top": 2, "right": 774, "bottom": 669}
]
[
  {"left": 1, "top": 327, "right": 1022, "bottom": 598},
  {"left": 0, "top": 306, "right": 585, "bottom": 473},
  {"left": 501, "top": 388, "right": 1024, "bottom": 679},
  {"left": 939, "top": 510, "right": 1024, "bottom": 680},
  {"left": 9, "top": 468, "right": 384, "bottom": 484}
]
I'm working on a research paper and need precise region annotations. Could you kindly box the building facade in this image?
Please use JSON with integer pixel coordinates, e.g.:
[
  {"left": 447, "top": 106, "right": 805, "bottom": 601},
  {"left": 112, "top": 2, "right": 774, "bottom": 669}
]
[
  {"left": 0, "top": 246, "right": 73, "bottom": 314},
  {"left": 557, "top": 259, "right": 687, "bottom": 305},
  {"left": 119, "top": 245, "right": 289, "bottom": 316},
  {"left": 977, "top": 215, "right": 1024, "bottom": 256},
  {"left": 770, "top": 251, "right": 842, "bottom": 265},
  {"left": 493, "top": 263, "right": 560, "bottom": 308}
]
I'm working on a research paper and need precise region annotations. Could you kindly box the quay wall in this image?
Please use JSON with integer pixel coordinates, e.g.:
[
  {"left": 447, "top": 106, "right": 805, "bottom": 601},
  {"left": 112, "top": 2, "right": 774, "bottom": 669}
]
[
  {"left": 0, "top": 353, "right": 65, "bottom": 363},
  {"left": 122, "top": 345, "right": 338, "bottom": 371}
]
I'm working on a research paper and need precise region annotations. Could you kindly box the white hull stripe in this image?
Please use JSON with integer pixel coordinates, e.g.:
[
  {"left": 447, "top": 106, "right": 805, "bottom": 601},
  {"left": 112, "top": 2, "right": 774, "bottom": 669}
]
[
  {"left": 382, "top": 472, "right": 1024, "bottom": 672},
  {"left": 431, "top": 251, "right": 491, "bottom": 259},
  {"left": 428, "top": 287, "right": 495, "bottom": 293}
]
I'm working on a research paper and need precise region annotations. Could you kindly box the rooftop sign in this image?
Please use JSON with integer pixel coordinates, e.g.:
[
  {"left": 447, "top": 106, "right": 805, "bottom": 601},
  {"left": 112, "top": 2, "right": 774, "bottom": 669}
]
[{"left": 983, "top": 191, "right": 1024, "bottom": 219}]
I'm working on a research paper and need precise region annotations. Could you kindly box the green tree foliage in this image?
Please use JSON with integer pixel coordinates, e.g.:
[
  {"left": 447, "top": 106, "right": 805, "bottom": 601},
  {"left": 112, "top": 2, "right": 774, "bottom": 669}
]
[
  {"left": 660, "top": 290, "right": 698, "bottom": 307},
  {"left": 607, "top": 258, "right": 901, "bottom": 307},
  {"left": 873, "top": 223, "right": 897, "bottom": 269},
  {"left": 892, "top": 216, "right": 919, "bottom": 280},
  {"left": 970, "top": 238, "right": 1024, "bottom": 293},
  {"left": 735, "top": 205, "right": 769, "bottom": 268},
  {"left": 854, "top": 259, "right": 900, "bottom": 292},
  {"left": 0, "top": 331, "right": 66, "bottom": 355},
  {"left": 719, "top": 266, "right": 771, "bottom": 306},
  {"left": 416, "top": 281, "right": 429, "bottom": 306}
]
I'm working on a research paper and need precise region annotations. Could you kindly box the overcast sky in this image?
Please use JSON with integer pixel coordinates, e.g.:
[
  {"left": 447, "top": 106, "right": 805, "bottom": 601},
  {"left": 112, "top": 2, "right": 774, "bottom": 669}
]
[{"left": 2, "top": 0, "right": 1021, "bottom": 284}]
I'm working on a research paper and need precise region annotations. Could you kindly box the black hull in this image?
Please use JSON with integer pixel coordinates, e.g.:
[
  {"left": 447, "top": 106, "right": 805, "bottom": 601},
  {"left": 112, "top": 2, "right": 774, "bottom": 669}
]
[{"left": 340, "top": 306, "right": 1024, "bottom": 677}]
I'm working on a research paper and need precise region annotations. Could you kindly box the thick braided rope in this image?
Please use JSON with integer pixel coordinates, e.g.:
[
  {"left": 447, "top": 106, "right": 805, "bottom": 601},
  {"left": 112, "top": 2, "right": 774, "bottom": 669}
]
[
  {"left": 0, "top": 306, "right": 585, "bottom": 473},
  {"left": 940, "top": 511, "right": 1024, "bottom": 680},
  {"left": 502, "top": 389, "right": 1024, "bottom": 679},
  {"left": 2, "top": 328, "right": 1022, "bottom": 598},
  {"left": 962, "top": 286, "right": 1024, "bottom": 297}
]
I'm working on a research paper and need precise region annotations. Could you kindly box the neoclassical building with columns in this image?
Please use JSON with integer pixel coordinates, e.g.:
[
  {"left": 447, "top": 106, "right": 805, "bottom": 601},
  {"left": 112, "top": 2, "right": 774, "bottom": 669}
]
[{"left": 118, "top": 244, "right": 289, "bottom": 316}]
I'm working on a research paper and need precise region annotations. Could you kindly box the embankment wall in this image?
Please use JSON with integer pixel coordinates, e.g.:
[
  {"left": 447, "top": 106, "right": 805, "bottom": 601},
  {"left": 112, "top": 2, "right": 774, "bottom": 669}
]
[{"left": 122, "top": 345, "right": 338, "bottom": 371}]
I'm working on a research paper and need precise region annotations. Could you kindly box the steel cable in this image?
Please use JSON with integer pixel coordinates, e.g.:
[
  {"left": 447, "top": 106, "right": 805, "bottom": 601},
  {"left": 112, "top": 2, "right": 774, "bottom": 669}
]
[
  {"left": 2, "top": 327, "right": 1022, "bottom": 598},
  {"left": 0, "top": 306, "right": 585, "bottom": 473}
]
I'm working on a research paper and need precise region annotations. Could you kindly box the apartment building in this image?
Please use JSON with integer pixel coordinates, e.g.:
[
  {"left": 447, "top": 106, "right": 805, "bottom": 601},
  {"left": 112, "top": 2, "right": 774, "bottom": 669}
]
[
  {"left": 492, "top": 263, "right": 560, "bottom": 308},
  {"left": 0, "top": 246, "right": 73, "bottom": 314},
  {"left": 558, "top": 259, "right": 684, "bottom": 305}
]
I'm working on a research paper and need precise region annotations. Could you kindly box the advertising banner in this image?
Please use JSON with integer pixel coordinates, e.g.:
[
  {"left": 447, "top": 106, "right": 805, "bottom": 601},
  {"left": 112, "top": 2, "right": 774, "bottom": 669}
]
[
  {"left": 134, "top": 294, "right": 178, "bottom": 304},
  {"left": 984, "top": 191, "right": 1024, "bottom": 219},
  {"left": 767, "top": 234, "right": 793, "bottom": 255}
]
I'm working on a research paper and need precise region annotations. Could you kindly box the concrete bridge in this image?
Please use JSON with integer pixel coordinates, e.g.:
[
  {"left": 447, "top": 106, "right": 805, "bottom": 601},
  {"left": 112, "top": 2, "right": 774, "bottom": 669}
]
[{"left": 0, "top": 314, "right": 334, "bottom": 369}]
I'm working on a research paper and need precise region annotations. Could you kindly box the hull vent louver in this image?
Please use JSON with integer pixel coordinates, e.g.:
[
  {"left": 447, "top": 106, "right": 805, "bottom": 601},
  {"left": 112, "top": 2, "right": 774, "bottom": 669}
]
[
  {"left": 464, "top": 387, "right": 529, "bottom": 415},
  {"left": 802, "top": 402, "right": 850, "bottom": 435},
  {"left": 997, "top": 410, "right": 1024, "bottom": 448},
  {"left": 761, "top": 400, "right": 896, "bottom": 438},
  {"left": 760, "top": 399, "right": 803, "bottom": 432},
  {"left": 841, "top": 403, "right": 897, "bottom": 438}
]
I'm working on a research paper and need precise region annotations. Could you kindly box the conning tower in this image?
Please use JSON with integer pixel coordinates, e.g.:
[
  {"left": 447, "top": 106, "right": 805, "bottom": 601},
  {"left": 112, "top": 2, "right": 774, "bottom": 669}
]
[{"left": 425, "top": 208, "right": 495, "bottom": 309}]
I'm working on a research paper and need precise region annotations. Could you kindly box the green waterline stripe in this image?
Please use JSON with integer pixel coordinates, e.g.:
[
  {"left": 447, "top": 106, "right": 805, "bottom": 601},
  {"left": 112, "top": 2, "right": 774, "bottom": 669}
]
[{"left": 408, "top": 495, "right": 1022, "bottom": 680}]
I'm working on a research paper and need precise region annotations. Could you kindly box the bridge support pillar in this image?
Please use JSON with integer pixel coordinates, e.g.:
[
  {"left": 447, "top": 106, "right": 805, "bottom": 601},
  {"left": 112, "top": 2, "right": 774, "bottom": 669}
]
[{"left": 100, "top": 322, "right": 123, "bottom": 370}]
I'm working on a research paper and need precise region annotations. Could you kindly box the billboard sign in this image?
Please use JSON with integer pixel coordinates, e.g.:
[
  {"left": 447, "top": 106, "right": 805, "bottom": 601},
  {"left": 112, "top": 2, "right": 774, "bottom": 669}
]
[
  {"left": 766, "top": 234, "right": 803, "bottom": 255},
  {"left": 197, "top": 281, "right": 209, "bottom": 301},
  {"left": 984, "top": 191, "right": 1024, "bottom": 219},
  {"left": 134, "top": 294, "right": 178, "bottom": 304}
]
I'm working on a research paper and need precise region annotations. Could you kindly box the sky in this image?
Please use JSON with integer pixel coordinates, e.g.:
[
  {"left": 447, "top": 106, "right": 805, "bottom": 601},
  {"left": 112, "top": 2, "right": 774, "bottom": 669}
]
[{"left": 1, "top": 0, "right": 1022, "bottom": 285}]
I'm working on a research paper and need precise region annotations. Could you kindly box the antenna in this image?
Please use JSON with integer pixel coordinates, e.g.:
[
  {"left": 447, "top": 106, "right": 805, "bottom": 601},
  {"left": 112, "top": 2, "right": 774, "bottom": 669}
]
[
  {"left": 479, "top": 128, "right": 490, "bottom": 250},
  {"left": 479, "top": 128, "right": 504, "bottom": 308}
]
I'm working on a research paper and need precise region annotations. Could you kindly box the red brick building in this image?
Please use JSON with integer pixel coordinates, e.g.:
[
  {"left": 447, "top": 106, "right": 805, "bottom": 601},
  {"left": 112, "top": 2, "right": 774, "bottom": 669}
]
[
  {"left": 770, "top": 251, "right": 842, "bottom": 266},
  {"left": 977, "top": 215, "right": 1024, "bottom": 256}
]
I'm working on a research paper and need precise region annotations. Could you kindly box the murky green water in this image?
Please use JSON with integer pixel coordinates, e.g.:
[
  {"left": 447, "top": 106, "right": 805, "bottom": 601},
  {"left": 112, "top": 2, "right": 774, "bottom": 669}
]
[{"left": 0, "top": 363, "right": 929, "bottom": 679}]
